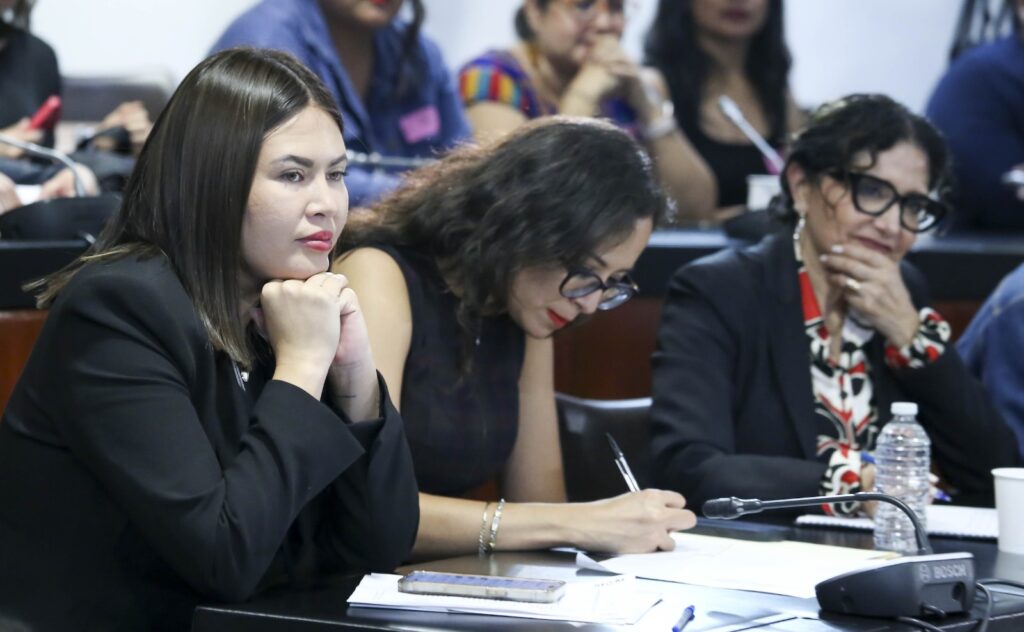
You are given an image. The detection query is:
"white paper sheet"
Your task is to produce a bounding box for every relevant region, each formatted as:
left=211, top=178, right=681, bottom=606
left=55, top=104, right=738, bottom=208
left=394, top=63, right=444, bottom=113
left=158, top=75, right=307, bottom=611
left=576, top=532, right=893, bottom=599
left=795, top=505, right=998, bottom=539
left=347, top=573, right=661, bottom=624
left=15, top=185, right=41, bottom=206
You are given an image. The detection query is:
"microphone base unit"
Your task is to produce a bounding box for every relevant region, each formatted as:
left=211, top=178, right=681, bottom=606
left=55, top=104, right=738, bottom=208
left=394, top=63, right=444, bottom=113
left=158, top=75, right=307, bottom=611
left=816, top=552, right=975, bottom=618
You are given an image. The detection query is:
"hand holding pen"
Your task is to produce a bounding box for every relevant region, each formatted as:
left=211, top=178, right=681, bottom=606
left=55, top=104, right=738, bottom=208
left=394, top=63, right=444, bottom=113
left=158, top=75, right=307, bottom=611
left=607, top=433, right=640, bottom=492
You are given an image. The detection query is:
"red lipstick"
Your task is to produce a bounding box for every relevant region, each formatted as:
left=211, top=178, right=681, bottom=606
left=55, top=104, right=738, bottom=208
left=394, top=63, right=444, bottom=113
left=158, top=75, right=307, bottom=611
left=548, top=309, right=570, bottom=329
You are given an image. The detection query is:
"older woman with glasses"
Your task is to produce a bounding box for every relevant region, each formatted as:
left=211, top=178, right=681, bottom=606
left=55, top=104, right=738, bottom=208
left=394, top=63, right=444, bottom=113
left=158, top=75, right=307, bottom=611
left=334, top=116, right=697, bottom=559
left=457, top=0, right=717, bottom=223
left=650, top=94, right=1021, bottom=518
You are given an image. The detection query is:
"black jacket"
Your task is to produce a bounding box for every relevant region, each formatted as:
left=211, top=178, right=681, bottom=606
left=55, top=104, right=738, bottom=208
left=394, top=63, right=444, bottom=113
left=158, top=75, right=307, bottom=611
left=0, top=254, right=419, bottom=631
left=650, top=233, right=1020, bottom=511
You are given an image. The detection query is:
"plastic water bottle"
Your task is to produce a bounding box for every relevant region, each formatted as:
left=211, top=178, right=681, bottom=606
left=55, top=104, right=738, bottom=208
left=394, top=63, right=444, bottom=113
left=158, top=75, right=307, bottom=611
left=873, top=401, right=931, bottom=553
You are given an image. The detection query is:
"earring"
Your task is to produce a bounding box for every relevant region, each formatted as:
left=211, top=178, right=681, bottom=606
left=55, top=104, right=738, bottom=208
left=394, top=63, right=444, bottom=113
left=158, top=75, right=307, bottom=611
left=792, top=214, right=806, bottom=245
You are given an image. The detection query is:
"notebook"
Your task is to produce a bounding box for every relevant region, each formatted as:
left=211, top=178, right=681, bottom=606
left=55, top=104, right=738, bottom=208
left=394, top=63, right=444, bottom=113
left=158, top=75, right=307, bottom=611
left=795, top=505, right=998, bottom=539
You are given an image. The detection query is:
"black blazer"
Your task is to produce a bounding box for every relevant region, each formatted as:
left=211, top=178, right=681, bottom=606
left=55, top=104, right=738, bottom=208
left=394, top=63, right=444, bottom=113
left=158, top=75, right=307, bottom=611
left=0, top=254, right=419, bottom=631
left=649, top=233, right=1021, bottom=512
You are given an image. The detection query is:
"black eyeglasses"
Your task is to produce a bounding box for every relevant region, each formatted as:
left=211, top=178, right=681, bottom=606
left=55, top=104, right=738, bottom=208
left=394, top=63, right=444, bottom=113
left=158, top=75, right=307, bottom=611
left=559, top=268, right=639, bottom=311
left=832, top=171, right=947, bottom=233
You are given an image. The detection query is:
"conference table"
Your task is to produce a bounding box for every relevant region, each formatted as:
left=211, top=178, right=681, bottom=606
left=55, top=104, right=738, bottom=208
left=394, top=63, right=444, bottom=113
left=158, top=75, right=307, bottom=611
left=192, top=522, right=1024, bottom=631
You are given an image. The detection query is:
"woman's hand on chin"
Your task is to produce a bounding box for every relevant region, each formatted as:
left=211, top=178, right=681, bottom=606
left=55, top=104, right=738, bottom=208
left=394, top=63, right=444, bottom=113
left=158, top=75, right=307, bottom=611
left=820, top=243, right=919, bottom=347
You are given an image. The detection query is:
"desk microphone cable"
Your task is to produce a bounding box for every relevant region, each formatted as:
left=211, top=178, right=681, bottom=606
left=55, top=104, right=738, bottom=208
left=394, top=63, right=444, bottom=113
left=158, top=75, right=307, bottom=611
left=895, top=579, right=1024, bottom=632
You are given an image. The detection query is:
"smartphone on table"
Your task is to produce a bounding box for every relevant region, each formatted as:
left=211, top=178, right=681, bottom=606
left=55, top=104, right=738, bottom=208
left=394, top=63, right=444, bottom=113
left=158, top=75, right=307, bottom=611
left=397, top=571, right=566, bottom=603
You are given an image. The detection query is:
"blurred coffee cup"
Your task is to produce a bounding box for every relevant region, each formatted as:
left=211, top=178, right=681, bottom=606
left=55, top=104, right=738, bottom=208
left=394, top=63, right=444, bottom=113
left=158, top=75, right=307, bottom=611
left=992, top=467, right=1024, bottom=554
left=746, top=174, right=781, bottom=212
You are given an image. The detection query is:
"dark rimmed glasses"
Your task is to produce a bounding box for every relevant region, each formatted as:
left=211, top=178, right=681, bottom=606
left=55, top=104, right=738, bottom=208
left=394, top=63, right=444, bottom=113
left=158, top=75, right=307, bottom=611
left=833, top=171, right=948, bottom=233
left=559, top=268, right=639, bottom=311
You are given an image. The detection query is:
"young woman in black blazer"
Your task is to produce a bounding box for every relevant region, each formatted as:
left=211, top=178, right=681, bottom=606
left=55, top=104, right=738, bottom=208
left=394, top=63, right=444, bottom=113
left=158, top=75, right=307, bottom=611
left=0, top=48, right=418, bottom=631
left=650, top=94, right=1021, bottom=517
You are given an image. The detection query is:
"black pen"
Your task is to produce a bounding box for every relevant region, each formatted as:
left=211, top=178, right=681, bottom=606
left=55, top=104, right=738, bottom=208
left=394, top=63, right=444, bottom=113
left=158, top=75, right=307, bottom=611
left=606, top=433, right=640, bottom=492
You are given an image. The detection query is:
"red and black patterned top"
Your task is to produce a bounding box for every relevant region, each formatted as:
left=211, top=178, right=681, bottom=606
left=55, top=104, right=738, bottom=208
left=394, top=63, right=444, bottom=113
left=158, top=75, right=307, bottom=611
left=794, top=242, right=952, bottom=515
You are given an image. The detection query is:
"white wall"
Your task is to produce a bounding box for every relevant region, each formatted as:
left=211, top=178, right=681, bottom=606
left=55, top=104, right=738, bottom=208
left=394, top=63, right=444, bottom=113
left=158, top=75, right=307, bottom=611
left=32, top=0, right=962, bottom=113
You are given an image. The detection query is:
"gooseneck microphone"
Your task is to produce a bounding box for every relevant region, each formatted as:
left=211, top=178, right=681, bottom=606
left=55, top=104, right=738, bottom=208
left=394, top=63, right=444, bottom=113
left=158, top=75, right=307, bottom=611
left=703, top=493, right=977, bottom=619
left=0, top=133, right=86, bottom=197
left=346, top=149, right=434, bottom=171
left=716, top=95, right=786, bottom=173
left=703, top=492, right=932, bottom=554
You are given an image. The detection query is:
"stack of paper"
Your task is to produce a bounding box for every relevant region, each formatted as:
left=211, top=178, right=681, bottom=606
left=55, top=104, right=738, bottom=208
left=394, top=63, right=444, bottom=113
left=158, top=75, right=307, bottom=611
left=795, top=505, right=998, bottom=539
left=577, top=532, right=892, bottom=599
left=347, top=573, right=662, bottom=625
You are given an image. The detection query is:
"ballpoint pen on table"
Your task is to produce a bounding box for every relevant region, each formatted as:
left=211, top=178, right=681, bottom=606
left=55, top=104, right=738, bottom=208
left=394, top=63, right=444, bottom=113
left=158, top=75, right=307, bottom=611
left=672, top=604, right=695, bottom=632
left=606, top=433, right=640, bottom=492
left=860, top=452, right=952, bottom=502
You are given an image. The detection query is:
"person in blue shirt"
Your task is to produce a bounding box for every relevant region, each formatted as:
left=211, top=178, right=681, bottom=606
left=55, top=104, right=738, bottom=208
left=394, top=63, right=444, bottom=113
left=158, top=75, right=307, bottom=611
left=926, top=0, right=1024, bottom=231
left=958, top=263, right=1024, bottom=459
left=211, top=0, right=470, bottom=206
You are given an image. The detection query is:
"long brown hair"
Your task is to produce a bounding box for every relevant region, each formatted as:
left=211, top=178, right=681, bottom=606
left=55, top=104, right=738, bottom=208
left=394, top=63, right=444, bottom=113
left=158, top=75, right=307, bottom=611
left=30, top=48, right=344, bottom=368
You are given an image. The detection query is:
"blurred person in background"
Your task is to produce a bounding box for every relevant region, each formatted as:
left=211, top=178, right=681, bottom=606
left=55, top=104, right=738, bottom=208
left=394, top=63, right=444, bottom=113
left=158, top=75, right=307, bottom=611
left=927, top=0, right=1024, bottom=231
left=212, top=0, right=470, bottom=207
left=0, top=0, right=150, bottom=214
left=645, top=0, right=803, bottom=219
left=459, top=0, right=717, bottom=224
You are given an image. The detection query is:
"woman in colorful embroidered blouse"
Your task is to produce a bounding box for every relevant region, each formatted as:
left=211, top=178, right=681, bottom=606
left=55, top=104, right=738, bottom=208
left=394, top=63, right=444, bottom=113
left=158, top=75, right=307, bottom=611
left=458, top=0, right=716, bottom=224
left=650, top=94, right=1021, bottom=517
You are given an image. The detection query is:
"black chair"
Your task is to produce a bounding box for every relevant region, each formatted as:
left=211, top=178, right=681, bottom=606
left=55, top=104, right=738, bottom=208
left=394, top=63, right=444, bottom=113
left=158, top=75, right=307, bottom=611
left=0, top=195, right=119, bottom=242
left=62, top=73, right=173, bottom=123
left=555, top=392, right=652, bottom=502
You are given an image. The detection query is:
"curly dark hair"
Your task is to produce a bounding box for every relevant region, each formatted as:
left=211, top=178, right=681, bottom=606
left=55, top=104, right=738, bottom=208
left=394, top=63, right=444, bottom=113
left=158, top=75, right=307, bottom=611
left=340, top=116, right=670, bottom=332
left=644, top=0, right=791, bottom=144
left=774, top=93, right=952, bottom=224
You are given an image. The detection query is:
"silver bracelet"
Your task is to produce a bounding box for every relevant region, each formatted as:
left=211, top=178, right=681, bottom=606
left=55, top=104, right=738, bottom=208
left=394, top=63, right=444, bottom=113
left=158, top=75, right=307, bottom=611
left=484, top=498, right=506, bottom=555
left=477, top=501, right=492, bottom=557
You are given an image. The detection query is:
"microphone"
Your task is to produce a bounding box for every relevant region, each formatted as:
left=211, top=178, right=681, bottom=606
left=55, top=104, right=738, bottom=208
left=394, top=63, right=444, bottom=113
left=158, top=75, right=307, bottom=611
left=0, top=133, right=86, bottom=198
left=346, top=150, right=434, bottom=171
left=703, top=493, right=976, bottom=619
left=716, top=95, right=785, bottom=173
left=703, top=492, right=932, bottom=554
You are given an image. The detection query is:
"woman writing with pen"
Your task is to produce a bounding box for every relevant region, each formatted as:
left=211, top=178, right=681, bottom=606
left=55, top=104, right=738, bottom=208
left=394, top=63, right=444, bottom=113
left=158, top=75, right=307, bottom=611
left=335, top=116, right=697, bottom=559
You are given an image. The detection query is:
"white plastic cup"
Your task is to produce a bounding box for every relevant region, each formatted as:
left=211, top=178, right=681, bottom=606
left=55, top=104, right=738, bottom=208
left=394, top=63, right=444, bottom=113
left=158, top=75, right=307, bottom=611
left=992, top=467, right=1024, bottom=554
left=745, top=174, right=781, bottom=211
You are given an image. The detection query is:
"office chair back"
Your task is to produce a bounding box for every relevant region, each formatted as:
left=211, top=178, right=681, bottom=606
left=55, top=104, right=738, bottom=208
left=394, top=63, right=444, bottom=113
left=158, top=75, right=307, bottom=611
left=555, top=393, right=652, bottom=502
left=62, top=72, right=174, bottom=122
left=0, top=195, right=120, bottom=242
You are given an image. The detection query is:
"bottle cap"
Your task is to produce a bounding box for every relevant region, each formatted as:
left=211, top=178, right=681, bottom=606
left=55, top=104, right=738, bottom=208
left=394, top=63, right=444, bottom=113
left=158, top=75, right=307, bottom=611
left=891, top=401, right=918, bottom=416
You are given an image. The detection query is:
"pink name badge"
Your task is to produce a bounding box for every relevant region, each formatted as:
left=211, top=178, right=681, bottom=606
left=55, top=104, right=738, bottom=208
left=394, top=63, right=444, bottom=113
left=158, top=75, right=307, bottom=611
left=399, top=105, right=441, bottom=144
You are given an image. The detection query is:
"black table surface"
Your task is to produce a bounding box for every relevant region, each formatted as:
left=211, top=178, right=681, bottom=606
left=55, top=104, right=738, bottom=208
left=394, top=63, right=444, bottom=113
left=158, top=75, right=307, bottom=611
left=192, top=523, right=1024, bottom=632
left=636, top=226, right=1024, bottom=301
left=5, top=227, right=1024, bottom=309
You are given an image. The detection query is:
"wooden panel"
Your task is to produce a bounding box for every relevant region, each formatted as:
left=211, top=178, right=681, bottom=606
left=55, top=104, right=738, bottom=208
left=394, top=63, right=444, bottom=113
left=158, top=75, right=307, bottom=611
left=553, top=298, right=662, bottom=399
left=554, top=298, right=982, bottom=401
left=0, top=310, right=47, bottom=414
left=0, top=300, right=986, bottom=416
